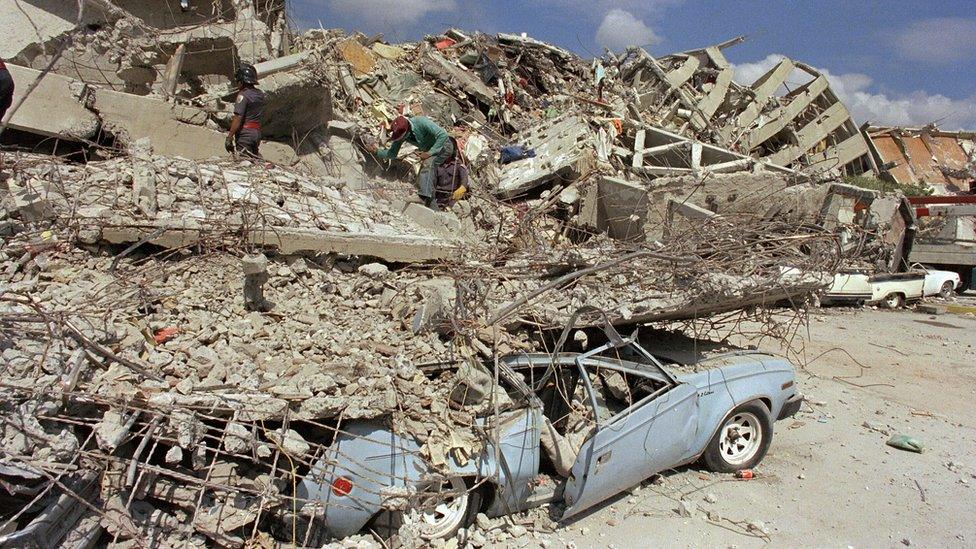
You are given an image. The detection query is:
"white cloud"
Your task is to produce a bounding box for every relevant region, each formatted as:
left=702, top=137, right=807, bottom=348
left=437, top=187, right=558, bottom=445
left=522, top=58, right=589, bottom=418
left=329, top=0, right=456, bottom=26
left=731, top=54, right=976, bottom=130
left=895, top=17, right=976, bottom=64
left=595, top=9, right=663, bottom=51
left=545, top=0, right=681, bottom=15
left=731, top=54, right=786, bottom=88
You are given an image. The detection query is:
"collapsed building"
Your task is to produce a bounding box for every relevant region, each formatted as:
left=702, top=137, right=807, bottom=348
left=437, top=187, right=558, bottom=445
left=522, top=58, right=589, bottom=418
left=856, top=125, right=976, bottom=285
left=0, top=2, right=914, bottom=547
left=863, top=125, right=976, bottom=194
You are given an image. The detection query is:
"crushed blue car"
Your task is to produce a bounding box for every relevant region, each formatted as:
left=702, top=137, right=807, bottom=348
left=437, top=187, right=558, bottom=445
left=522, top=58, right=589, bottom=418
left=297, top=314, right=803, bottom=541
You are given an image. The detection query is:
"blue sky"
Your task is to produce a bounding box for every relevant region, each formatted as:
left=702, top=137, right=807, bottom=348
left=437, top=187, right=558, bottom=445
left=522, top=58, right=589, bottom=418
left=288, top=0, right=976, bottom=129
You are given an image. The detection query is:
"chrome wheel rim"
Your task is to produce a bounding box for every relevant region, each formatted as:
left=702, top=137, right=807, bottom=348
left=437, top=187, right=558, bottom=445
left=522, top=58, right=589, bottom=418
left=719, top=412, right=762, bottom=466
left=402, top=476, right=468, bottom=540
left=940, top=282, right=952, bottom=298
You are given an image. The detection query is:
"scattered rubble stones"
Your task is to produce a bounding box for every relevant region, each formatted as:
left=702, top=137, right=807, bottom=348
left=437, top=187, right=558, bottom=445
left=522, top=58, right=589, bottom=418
left=0, top=2, right=921, bottom=546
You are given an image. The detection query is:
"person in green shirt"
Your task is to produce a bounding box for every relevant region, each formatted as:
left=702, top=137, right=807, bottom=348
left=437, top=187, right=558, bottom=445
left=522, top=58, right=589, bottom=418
left=368, top=115, right=455, bottom=210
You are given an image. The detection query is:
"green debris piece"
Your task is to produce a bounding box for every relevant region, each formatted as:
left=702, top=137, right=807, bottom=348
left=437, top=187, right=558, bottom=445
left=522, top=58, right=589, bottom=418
left=459, top=51, right=480, bottom=67
left=886, top=434, right=924, bottom=453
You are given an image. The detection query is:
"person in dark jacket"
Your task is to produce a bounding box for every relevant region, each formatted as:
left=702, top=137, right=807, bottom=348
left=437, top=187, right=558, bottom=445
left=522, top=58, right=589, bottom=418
left=367, top=115, right=454, bottom=210
left=0, top=57, right=15, bottom=124
left=226, top=63, right=266, bottom=158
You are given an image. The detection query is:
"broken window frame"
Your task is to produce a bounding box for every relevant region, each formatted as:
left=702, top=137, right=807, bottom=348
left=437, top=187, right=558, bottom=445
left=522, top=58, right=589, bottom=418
left=529, top=307, right=684, bottom=433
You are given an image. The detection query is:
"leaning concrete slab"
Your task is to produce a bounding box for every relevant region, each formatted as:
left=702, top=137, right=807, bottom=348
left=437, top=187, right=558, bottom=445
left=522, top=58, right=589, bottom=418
left=496, top=115, right=594, bottom=198
left=255, top=51, right=311, bottom=79
left=744, top=75, right=829, bottom=150
left=766, top=101, right=852, bottom=166
left=91, top=87, right=298, bottom=165
left=4, top=64, right=99, bottom=140
left=0, top=0, right=76, bottom=59
left=93, top=87, right=221, bottom=155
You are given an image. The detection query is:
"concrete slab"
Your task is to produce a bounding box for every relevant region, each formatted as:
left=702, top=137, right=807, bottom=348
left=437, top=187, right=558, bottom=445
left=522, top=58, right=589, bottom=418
left=582, top=177, right=650, bottom=241
left=403, top=203, right=462, bottom=238
left=0, top=0, right=76, bottom=59
left=496, top=115, right=594, bottom=198
left=258, top=69, right=331, bottom=138
left=254, top=51, right=310, bottom=78
left=4, top=64, right=99, bottom=139
left=93, top=87, right=222, bottom=156
left=91, top=87, right=297, bottom=166
left=421, top=51, right=494, bottom=105
left=100, top=224, right=456, bottom=263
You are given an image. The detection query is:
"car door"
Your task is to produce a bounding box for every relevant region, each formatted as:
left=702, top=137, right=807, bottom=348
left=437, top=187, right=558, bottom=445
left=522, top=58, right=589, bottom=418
left=922, top=271, right=943, bottom=296
left=561, top=380, right=699, bottom=519
left=911, top=264, right=938, bottom=296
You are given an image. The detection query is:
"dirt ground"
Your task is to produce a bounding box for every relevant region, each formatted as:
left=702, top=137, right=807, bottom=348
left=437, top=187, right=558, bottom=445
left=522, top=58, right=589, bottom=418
left=525, top=293, right=976, bottom=548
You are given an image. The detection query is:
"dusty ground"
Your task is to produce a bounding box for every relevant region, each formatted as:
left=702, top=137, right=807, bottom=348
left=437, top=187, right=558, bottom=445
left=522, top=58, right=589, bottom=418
left=519, top=293, right=976, bottom=548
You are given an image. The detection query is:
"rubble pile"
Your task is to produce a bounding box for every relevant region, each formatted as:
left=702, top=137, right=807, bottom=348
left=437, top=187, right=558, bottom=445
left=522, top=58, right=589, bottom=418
left=0, top=1, right=914, bottom=546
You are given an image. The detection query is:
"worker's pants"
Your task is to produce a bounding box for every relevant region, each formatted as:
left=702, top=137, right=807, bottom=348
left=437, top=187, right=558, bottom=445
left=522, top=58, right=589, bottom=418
left=0, top=68, right=14, bottom=122
left=235, top=128, right=262, bottom=158
left=418, top=139, right=454, bottom=200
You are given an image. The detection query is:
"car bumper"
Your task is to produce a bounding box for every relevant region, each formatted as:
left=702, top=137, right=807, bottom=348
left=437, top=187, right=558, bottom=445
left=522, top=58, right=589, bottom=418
left=777, top=392, right=803, bottom=420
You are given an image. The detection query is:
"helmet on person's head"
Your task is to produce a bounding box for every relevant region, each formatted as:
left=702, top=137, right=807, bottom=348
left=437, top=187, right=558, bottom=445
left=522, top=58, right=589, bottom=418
left=390, top=115, right=410, bottom=141
left=235, top=64, right=258, bottom=85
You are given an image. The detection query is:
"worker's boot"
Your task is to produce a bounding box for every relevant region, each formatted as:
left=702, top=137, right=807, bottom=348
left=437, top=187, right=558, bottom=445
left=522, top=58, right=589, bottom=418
left=424, top=197, right=441, bottom=211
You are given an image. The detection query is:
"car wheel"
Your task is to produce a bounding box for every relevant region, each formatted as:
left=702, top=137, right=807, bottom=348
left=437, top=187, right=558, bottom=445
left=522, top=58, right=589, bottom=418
left=702, top=401, right=773, bottom=473
left=881, top=293, right=904, bottom=309
left=939, top=281, right=954, bottom=299
left=401, top=476, right=482, bottom=541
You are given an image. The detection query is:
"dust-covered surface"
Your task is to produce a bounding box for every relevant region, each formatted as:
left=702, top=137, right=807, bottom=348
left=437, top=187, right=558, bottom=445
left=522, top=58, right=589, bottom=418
left=549, top=303, right=976, bottom=548
left=1, top=1, right=969, bottom=547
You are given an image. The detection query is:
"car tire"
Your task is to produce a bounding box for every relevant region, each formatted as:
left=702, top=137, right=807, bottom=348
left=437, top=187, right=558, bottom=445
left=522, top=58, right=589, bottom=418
left=881, top=293, right=904, bottom=309
left=400, top=476, right=483, bottom=541
left=702, top=401, right=774, bottom=473
left=939, top=281, right=954, bottom=299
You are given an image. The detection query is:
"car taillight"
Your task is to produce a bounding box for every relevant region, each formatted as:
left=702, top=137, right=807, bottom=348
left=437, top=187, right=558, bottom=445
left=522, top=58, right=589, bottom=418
left=332, top=477, right=353, bottom=497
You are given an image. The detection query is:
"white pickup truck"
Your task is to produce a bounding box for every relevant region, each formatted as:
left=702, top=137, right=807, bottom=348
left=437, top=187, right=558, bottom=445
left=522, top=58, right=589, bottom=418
left=823, top=267, right=961, bottom=308
left=823, top=272, right=921, bottom=308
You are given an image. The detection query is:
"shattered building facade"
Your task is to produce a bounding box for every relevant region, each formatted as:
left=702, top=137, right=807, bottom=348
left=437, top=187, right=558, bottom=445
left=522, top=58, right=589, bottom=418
left=0, top=1, right=917, bottom=547
left=863, top=125, right=976, bottom=194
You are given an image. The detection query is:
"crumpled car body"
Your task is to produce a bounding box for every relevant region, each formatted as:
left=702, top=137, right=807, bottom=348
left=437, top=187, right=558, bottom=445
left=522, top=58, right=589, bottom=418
left=298, top=323, right=802, bottom=538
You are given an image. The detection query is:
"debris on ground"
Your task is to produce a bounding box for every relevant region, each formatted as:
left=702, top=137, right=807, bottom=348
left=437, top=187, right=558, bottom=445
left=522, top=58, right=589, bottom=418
left=886, top=434, right=925, bottom=453
left=0, top=0, right=960, bottom=546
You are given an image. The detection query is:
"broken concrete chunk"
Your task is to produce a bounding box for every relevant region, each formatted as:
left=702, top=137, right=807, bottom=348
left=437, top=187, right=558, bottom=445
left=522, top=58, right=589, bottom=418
left=170, top=410, right=204, bottom=448
left=130, top=138, right=158, bottom=216
left=94, top=410, right=131, bottom=452
left=193, top=500, right=257, bottom=544
left=266, top=428, right=310, bottom=458
left=7, top=182, right=55, bottom=223
left=327, top=119, right=359, bottom=139
left=450, top=358, right=493, bottom=406
left=358, top=262, right=390, bottom=279
left=164, top=445, right=183, bottom=464
left=224, top=422, right=252, bottom=454
left=242, top=253, right=273, bottom=312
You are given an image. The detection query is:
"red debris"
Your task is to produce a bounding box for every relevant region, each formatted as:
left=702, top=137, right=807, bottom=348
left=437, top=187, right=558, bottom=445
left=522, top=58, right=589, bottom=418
left=434, top=38, right=456, bottom=50
left=153, top=327, right=179, bottom=344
